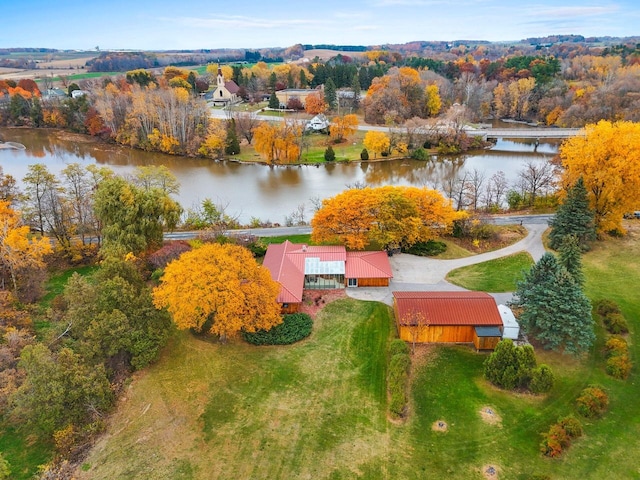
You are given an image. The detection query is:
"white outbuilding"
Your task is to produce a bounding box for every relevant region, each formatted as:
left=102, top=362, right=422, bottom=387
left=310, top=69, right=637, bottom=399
left=498, top=304, right=520, bottom=340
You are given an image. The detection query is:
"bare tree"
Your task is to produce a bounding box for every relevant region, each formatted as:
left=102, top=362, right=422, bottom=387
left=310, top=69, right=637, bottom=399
left=442, top=171, right=471, bottom=211
left=464, top=168, right=485, bottom=211
left=483, top=170, right=508, bottom=210
left=405, top=309, right=429, bottom=354
left=517, top=160, right=555, bottom=206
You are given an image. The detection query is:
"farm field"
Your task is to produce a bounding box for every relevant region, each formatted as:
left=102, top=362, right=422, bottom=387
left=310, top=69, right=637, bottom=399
left=76, top=222, right=640, bottom=479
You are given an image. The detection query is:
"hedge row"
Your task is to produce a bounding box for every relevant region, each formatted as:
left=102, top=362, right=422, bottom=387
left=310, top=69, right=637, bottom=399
left=242, top=313, right=313, bottom=345
left=604, top=336, right=632, bottom=379
left=387, top=339, right=410, bottom=418
left=403, top=240, right=447, bottom=257
left=540, top=416, right=584, bottom=458
left=594, top=298, right=629, bottom=334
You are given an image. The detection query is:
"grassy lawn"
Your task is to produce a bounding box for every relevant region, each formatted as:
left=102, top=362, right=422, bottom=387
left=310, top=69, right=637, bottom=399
left=0, top=424, right=52, bottom=480
left=259, top=233, right=313, bottom=245
left=445, top=251, right=534, bottom=292
left=73, top=224, right=640, bottom=479
left=39, top=265, right=98, bottom=309
left=78, top=299, right=394, bottom=479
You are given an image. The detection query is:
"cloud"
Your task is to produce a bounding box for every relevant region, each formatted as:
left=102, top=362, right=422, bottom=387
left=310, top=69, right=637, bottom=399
left=528, top=5, right=619, bottom=18
left=160, top=15, right=323, bottom=30
left=353, top=25, right=380, bottom=31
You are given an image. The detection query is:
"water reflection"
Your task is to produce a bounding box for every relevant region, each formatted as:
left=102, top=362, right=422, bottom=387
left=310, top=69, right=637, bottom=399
left=0, top=127, right=560, bottom=224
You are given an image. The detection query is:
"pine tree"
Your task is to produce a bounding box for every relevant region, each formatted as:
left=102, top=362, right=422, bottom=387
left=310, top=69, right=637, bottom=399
left=225, top=119, right=241, bottom=155
left=299, top=69, right=308, bottom=88
left=558, top=235, right=584, bottom=286
left=324, top=146, right=335, bottom=161
left=268, top=92, right=280, bottom=109
left=548, top=177, right=596, bottom=250
left=351, top=74, right=361, bottom=109
left=324, top=77, right=337, bottom=111
left=513, top=252, right=594, bottom=354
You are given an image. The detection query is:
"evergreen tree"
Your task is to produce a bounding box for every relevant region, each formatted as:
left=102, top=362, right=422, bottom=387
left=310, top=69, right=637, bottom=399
left=287, top=71, right=295, bottom=89
left=324, top=77, right=337, bottom=111
left=268, top=92, right=280, bottom=109
left=513, top=252, right=594, bottom=354
left=30, top=97, right=43, bottom=127
left=351, top=74, right=361, bottom=109
left=548, top=177, right=596, bottom=250
left=268, top=72, right=277, bottom=91
left=324, top=146, right=335, bottom=161
left=299, top=69, right=308, bottom=88
left=225, top=119, right=241, bottom=155
left=558, top=235, right=584, bottom=286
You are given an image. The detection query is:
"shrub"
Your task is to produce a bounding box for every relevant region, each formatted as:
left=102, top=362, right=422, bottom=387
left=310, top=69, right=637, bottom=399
left=324, top=146, right=336, bottom=161
left=604, top=336, right=628, bottom=358
left=242, top=313, right=313, bottom=345
left=529, top=364, right=555, bottom=393
left=410, top=147, right=428, bottom=160
left=606, top=354, right=632, bottom=379
left=387, top=348, right=411, bottom=417
left=388, top=339, right=409, bottom=357
left=558, top=416, right=583, bottom=438
left=603, top=312, right=629, bottom=334
left=246, top=241, right=267, bottom=258
left=540, top=423, right=570, bottom=457
left=404, top=240, right=447, bottom=256
left=148, top=241, right=191, bottom=269
left=360, top=148, right=369, bottom=160
left=576, top=385, right=609, bottom=418
left=471, top=222, right=498, bottom=241
left=594, top=298, right=621, bottom=317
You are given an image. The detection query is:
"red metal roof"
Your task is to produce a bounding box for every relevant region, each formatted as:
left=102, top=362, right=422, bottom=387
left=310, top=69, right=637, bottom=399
left=345, top=251, right=393, bottom=278
left=393, top=291, right=502, bottom=327
left=225, top=80, right=240, bottom=94
left=263, top=242, right=392, bottom=304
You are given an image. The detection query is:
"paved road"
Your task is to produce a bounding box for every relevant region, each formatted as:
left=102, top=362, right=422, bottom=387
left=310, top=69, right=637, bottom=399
left=164, top=214, right=551, bottom=241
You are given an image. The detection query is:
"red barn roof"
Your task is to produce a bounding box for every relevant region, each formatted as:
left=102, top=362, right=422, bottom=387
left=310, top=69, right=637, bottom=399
left=263, top=241, right=392, bottom=304
left=393, top=291, right=502, bottom=326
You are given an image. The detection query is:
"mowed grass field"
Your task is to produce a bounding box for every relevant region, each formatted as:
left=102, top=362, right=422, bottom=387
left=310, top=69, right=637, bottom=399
left=77, top=224, right=640, bottom=479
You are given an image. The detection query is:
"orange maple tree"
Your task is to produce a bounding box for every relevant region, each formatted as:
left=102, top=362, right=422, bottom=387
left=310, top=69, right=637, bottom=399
left=311, top=186, right=463, bottom=250
left=253, top=121, right=302, bottom=164
left=304, top=92, right=327, bottom=115
left=152, top=243, right=282, bottom=339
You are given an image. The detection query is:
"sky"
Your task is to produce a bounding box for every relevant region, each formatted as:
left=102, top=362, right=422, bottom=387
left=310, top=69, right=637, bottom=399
left=2, top=0, right=638, bottom=50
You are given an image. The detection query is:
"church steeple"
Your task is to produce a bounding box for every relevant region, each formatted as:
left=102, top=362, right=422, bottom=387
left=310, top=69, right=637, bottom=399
left=217, top=66, right=224, bottom=88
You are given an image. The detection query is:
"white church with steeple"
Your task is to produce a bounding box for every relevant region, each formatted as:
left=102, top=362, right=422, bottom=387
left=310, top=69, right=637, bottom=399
left=210, top=66, right=240, bottom=106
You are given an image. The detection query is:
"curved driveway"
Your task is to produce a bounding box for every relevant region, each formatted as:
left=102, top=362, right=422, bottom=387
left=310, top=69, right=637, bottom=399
left=346, top=222, right=546, bottom=306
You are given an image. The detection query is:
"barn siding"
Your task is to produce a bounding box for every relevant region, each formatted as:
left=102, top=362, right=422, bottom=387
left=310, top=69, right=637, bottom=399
left=356, top=277, right=389, bottom=287
left=398, top=325, right=475, bottom=343
left=473, top=334, right=501, bottom=350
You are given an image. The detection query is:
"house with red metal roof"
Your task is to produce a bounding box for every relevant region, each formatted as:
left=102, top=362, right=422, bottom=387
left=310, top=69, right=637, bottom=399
left=393, top=291, right=504, bottom=349
left=263, top=241, right=393, bottom=313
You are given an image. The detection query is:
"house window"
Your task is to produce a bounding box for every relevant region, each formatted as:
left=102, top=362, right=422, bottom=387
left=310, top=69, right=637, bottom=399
left=347, top=278, right=358, bottom=287
left=220, top=90, right=223, bottom=97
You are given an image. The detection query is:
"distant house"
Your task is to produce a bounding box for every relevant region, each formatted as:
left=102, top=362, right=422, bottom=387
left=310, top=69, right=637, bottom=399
left=209, top=67, right=240, bottom=106
left=393, top=291, right=504, bottom=349
left=305, top=114, right=330, bottom=132
left=263, top=241, right=393, bottom=313
left=71, top=89, right=88, bottom=98
left=42, top=88, right=67, bottom=101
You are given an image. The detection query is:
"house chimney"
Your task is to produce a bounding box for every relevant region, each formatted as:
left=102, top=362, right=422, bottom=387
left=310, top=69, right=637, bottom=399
left=302, top=245, right=307, bottom=252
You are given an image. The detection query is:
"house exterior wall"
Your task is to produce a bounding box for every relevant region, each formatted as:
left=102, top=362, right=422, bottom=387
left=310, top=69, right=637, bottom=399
left=276, top=89, right=315, bottom=107
left=280, top=303, right=300, bottom=314
left=355, top=277, right=390, bottom=287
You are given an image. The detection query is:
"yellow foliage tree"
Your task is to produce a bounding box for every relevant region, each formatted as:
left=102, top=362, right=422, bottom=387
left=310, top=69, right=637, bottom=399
left=311, top=186, right=462, bottom=250
left=329, top=114, right=358, bottom=143
left=363, top=130, right=390, bottom=158
left=152, top=243, right=282, bottom=339
left=0, top=201, right=52, bottom=294
left=253, top=121, right=301, bottom=164
left=206, top=64, right=234, bottom=81
left=424, top=84, right=442, bottom=116
left=559, top=120, right=640, bottom=233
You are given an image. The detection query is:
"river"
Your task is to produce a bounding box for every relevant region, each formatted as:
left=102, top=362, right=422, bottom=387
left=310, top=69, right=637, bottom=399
left=0, top=127, right=560, bottom=224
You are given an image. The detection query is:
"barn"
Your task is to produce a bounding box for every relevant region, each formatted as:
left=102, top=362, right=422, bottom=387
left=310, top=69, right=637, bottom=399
left=393, top=291, right=504, bottom=348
